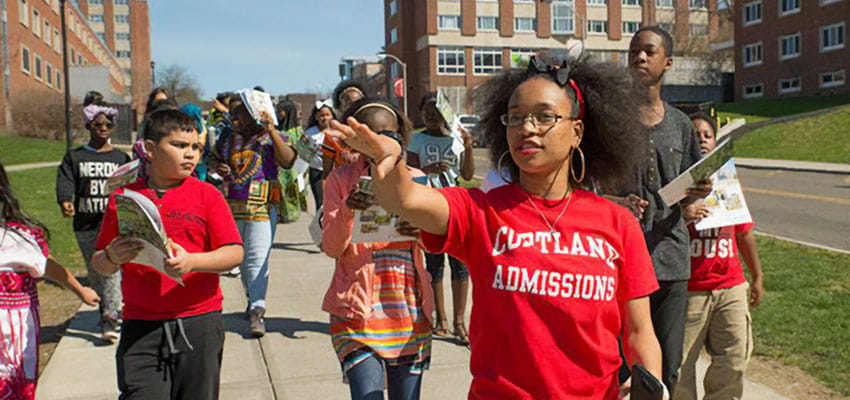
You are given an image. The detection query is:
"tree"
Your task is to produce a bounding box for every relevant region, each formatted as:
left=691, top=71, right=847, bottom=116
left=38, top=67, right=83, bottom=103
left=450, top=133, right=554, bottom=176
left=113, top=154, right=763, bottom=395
left=155, top=64, right=202, bottom=105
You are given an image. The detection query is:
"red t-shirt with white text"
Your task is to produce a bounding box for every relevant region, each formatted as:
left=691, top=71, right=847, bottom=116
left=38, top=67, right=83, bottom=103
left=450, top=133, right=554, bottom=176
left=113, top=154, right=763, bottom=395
left=687, top=222, right=754, bottom=291
left=420, top=184, right=659, bottom=400
left=96, top=177, right=242, bottom=320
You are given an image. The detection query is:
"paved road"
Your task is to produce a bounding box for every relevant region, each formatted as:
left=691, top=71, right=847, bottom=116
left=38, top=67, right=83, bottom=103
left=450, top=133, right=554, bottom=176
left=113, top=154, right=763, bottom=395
left=471, top=149, right=850, bottom=252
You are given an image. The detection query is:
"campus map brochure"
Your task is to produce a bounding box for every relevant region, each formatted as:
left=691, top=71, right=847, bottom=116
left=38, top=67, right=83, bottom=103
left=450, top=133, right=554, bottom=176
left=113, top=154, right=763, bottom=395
left=694, top=158, right=753, bottom=230
left=658, top=137, right=734, bottom=207
left=106, top=159, right=140, bottom=194
left=115, top=189, right=182, bottom=285
left=352, top=206, right=406, bottom=243
left=237, top=88, right=279, bottom=127
left=0, top=227, right=47, bottom=276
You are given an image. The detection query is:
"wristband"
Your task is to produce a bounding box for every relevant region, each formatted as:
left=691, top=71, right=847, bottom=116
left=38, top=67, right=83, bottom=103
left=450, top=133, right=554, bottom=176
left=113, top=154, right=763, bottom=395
left=105, top=247, right=121, bottom=265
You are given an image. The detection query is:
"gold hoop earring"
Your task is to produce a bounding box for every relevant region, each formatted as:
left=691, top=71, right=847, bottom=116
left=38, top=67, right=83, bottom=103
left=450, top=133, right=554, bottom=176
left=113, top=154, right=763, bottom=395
left=496, top=150, right=514, bottom=184
left=570, top=146, right=586, bottom=184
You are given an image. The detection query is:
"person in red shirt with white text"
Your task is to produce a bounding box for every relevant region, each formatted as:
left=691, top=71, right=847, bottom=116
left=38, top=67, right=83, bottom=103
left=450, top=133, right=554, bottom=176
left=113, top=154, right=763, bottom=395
left=91, top=110, right=244, bottom=400
left=674, top=113, right=765, bottom=400
left=326, top=57, right=664, bottom=399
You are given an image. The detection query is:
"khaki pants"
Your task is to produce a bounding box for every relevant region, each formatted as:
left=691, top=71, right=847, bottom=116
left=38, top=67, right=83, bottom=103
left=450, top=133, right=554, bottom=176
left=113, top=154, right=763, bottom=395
left=674, top=282, right=753, bottom=400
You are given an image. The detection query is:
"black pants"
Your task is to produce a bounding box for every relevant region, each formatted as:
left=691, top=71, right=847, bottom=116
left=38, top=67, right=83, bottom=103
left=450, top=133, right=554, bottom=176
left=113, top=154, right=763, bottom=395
left=424, top=252, right=468, bottom=281
left=117, top=311, right=224, bottom=400
left=649, top=280, right=688, bottom=396
left=309, top=167, right=324, bottom=211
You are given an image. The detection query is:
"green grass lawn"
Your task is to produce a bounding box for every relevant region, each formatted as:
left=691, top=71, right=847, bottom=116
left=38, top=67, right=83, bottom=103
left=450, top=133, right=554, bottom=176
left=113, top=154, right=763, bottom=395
left=751, top=236, right=850, bottom=396
left=718, top=93, right=850, bottom=124
left=7, top=167, right=85, bottom=272
left=732, top=106, right=850, bottom=164
left=0, top=136, right=69, bottom=166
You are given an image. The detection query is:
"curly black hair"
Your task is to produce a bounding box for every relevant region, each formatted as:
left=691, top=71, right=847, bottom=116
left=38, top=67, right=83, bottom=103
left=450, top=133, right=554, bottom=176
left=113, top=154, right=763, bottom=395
left=332, top=80, right=367, bottom=110
left=474, top=56, right=650, bottom=193
left=342, top=97, right=413, bottom=147
left=689, top=112, right=717, bottom=135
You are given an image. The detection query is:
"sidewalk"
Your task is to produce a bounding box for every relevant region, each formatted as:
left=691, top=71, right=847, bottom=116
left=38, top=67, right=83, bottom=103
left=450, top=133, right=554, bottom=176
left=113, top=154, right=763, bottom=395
left=36, top=213, right=789, bottom=399
left=736, top=157, right=850, bottom=174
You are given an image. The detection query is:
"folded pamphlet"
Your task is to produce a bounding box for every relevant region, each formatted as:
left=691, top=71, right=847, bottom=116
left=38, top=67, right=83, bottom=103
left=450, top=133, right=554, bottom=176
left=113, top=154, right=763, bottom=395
left=694, top=159, right=753, bottom=230
left=115, top=189, right=182, bottom=285
left=658, top=137, right=734, bottom=207
left=236, top=89, right=279, bottom=127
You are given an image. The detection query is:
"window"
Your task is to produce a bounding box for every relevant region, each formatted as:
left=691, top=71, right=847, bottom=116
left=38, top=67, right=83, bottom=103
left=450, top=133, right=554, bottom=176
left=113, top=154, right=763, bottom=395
left=779, top=0, right=800, bottom=15
left=477, top=16, right=498, bottom=31
left=821, top=23, right=845, bottom=52
left=116, top=32, right=131, bottom=41
left=19, top=0, right=29, bottom=26
left=114, top=0, right=129, bottom=4
left=779, top=33, right=800, bottom=59
left=587, top=0, right=606, bottom=5
left=656, top=0, right=673, bottom=7
left=389, top=28, right=398, bottom=44
left=743, top=83, right=763, bottom=98
left=44, top=21, right=52, bottom=45
left=89, top=0, right=102, bottom=4
left=588, top=20, right=607, bottom=34
left=56, top=70, right=62, bottom=90
left=54, top=29, right=61, bottom=52
left=34, top=53, right=42, bottom=81
left=623, top=0, right=640, bottom=6
left=623, top=21, right=641, bottom=34
left=820, top=70, right=846, bottom=88
left=46, top=63, right=53, bottom=87
left=32, top=9, right=40, bottom=37
left=551, top=1, right=575, bottom=34
left=117, top=50, right=131, bottom=58
left=778, top=77, right=801, bottom=93
left=438, top=15, right=461, bottom=30
left=90, top=14, right=104, bottom=23
left=52, top=0, right=59, bottom=13
left=514, top=17, right=536, bottom=32
left=473, top=48, right=502, bottom=75
left=690, top=23, right=709, bottom=36
left=115, top=14, right=129, bottom=23
left=689, top=0, right=706, bottom=9
left=743, top=1, right=762, bottom=26
left=388, top=0, right=397, bottom=17
left=437, top=47, right=465, bottom=75
left=511, top=48, right=536, bottom=67
left=743, top=42, right=763, bottom=66
left=21, top=45, right=31, bottom=74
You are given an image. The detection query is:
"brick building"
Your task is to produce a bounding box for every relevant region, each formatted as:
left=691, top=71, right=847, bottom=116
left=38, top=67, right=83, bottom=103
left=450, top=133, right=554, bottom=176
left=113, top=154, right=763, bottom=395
left=734, top=0, right=847, bottom=100
left=0, top=0, right=150, bottom=127
left=384, top=0, right=720, bottom=122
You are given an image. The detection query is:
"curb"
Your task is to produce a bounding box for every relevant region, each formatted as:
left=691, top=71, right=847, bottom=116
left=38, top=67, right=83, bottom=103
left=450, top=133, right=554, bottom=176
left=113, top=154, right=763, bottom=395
left=6, top=161, right=61, bottom=172
left=735, top=158, right=850, bottom=175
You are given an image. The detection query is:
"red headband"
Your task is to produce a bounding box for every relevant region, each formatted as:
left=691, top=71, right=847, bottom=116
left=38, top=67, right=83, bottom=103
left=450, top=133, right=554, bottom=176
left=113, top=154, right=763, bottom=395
left=568, top=79, right=586, bottom=121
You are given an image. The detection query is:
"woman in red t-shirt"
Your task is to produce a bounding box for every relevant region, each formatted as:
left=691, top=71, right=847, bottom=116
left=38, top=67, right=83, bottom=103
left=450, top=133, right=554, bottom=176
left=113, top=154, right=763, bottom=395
left=326, top=57, right=664, bottom=399
left=676, top=113, right=765, bottom=400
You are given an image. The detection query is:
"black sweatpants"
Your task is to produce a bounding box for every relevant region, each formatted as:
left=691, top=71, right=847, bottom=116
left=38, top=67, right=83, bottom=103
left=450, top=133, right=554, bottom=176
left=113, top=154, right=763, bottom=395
left=649, top=280, right=688, bottom=396
left=117, top=311, right=224, bottom=400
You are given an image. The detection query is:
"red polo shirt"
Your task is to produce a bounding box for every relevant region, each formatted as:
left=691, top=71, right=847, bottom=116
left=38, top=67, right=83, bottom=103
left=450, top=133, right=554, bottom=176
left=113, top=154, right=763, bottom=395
left=96, top=177, right=242, bottom=320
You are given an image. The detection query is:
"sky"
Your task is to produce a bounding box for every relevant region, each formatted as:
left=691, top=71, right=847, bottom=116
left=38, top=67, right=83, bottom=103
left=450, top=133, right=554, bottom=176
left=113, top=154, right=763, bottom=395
left=148, top=1, right=384, bottom=98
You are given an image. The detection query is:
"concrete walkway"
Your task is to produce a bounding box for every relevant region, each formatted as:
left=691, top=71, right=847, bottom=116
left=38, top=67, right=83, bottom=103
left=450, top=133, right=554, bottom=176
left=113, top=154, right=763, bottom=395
left=736, top=157, right=850, bottom=174
left=36, top=214, right=790, bottom=399
left=6, top=161, right=61, bottom=172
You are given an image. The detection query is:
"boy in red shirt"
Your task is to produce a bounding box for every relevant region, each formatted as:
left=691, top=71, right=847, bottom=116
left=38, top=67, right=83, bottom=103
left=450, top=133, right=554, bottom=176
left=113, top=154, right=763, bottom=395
left=91, top=109, right=244, bottom=400
left=675, top=113, right=765, bottom=400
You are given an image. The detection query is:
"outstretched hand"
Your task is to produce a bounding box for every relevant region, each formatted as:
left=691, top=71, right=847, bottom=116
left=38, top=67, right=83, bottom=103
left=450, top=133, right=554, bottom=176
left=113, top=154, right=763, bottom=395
left=327, top=118, right=402, bottom=179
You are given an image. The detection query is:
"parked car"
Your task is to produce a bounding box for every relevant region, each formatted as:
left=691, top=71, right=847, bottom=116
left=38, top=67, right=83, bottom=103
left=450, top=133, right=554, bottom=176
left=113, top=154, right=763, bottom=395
left=457, top=114, right=483, bottom=147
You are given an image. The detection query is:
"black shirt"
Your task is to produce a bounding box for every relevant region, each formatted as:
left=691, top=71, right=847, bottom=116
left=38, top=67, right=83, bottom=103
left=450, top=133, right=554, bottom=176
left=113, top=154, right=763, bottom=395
left=636, top=103, right=702, bottom=281
left=56, top=146, right=130, bottom=231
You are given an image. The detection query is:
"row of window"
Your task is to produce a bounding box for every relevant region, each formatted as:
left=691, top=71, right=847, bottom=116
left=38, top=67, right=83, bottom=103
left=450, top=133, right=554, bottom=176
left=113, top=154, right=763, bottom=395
left=20, top=44, right=63, bottom=90
left=437, top=14, right=646, bottom=35
left=433, top=0, right=701, bottom=7
left=19, top=1, right=64, bottom=55
left=88, top=0, right=129, bottom=5
left=436, top=47, right=549, bottom=75
left=742, top=23, right=846, bottom=67
left=744, top=0, right=844, bottom=26
left=743, top=70, right=846, bottom=98
left=90, top=14, right=130, bottom=24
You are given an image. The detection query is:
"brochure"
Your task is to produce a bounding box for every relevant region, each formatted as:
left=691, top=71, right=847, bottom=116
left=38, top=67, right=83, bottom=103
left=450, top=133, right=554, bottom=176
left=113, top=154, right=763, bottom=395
left=436, top=89, right=466, bottom=157
left=694, top=159, right=753, bottom=230
left=658, top=137, right=734, bottom=207
left=237, top=89, right=279, bottom=127
left=106, top=159, right=140, bottom=194
left=115, top=189, right=182, bottom=285
left=351, top=206, right=406, bottom=243
left=0, top=227, right=47, bottom=277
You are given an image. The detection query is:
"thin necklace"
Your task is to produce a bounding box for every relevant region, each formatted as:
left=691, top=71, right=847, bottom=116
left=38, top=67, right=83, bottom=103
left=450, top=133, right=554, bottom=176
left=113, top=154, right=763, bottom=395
left=524, top=189, right=574, bottom=234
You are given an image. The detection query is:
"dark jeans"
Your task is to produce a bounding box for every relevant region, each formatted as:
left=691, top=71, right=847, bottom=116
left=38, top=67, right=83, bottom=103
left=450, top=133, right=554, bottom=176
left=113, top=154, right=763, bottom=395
left=424, top=252, right=468, bottom=281
left=309, top=167, right=324, bottom=211
left=649, top=280, right=688, bottom=396
left=346, top=354, right=423, bottom=400
left=117, top=311, right=224, bottom=400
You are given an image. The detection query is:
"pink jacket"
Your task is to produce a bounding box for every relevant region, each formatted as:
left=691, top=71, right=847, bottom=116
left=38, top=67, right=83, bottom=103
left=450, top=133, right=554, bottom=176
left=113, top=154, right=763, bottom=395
left=321, top=160, right=434, bottom=323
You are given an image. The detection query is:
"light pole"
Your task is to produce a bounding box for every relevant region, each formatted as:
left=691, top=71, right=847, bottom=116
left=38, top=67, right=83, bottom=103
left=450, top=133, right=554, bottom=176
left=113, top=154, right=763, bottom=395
left=377, top=52, right=407, bottom=116
left=60, top=0, right=72, bottom=149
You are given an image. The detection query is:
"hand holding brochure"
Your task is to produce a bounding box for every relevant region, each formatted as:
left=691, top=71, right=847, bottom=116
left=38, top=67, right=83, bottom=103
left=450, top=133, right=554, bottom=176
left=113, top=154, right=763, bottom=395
left=115, top=189, right=183, bottom=285
left=236, top=89, right=278, bottom=127
left=658, top=138, right=733, bottom=207
left=694, top=159, right=753, bottom=230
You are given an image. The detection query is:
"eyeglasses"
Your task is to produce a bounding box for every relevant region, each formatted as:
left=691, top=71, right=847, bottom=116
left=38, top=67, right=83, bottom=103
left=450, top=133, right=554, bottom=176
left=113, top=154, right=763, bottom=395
left=500, top=112, right=563, bottom=127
